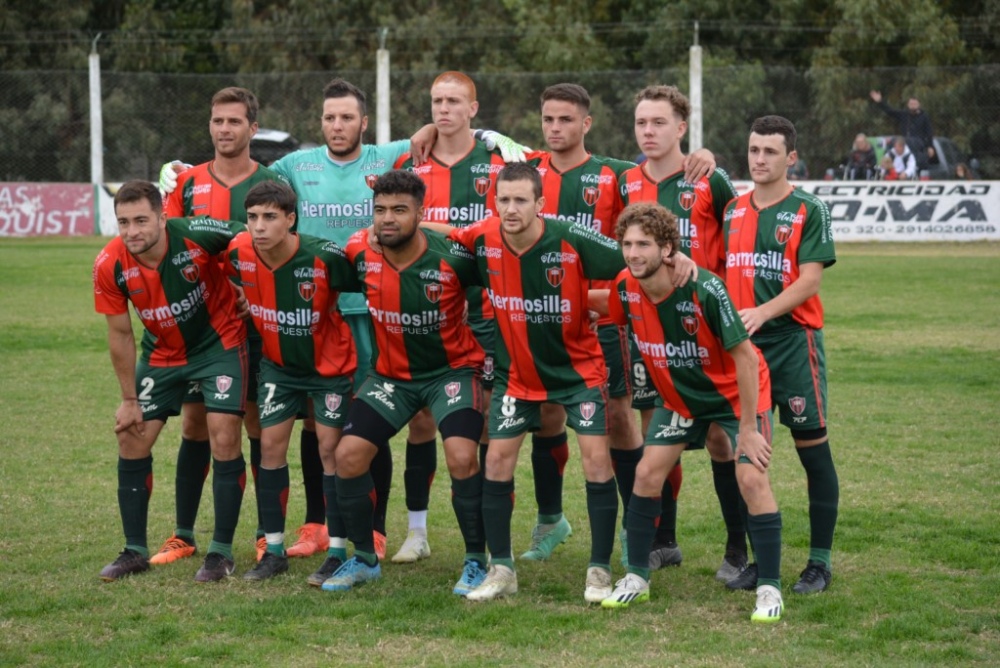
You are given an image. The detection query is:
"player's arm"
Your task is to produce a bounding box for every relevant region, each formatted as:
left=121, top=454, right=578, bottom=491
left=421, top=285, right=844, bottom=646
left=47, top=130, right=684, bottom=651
left=738, top=262, right=823, bottom=336
left=665, top=252, right=698, bottom=287
left=730, top=339, right=771, bottom=472
left=409, top=123, right=438, bottom=165
left=682, top=148, right=717, bottom=183
left=106, top=312, right=145, bottom=437
left=158, top=160, right=193, bottom=196
left=587, top=289, right=611, bottom=316
left=472, top=129, right=532, bottom=162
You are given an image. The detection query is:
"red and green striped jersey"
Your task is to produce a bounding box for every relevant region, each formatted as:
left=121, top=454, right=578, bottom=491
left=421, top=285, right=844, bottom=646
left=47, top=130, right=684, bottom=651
left=526, top=151, right=627, bottom=238
left=450, top=217, right=626, bottom=401
left=608, top=267, right=772, bottom=421
left=343, top=228, right=484, bottom=382
left=723, top=188, right=836, bottom=334
left=620, top=165, right=737, bottom=275
left=164, top=162, right=287, bottom=221
left=226, top=233, right=358, bottom=377
left=93, top=217, right=246, bottom=366
left=395, top=140, right=504, bottom=323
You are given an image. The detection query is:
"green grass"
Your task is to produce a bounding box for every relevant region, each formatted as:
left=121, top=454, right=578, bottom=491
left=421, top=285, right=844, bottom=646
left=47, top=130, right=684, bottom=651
left=1, top=238, right=998, bottom=667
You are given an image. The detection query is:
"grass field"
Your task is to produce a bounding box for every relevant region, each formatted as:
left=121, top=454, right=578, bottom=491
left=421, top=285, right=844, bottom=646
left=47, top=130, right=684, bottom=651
left=1, top=237, right=998, bottom=667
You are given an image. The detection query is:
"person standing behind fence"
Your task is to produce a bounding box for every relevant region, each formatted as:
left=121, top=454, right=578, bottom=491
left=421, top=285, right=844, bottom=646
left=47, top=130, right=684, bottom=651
left=869, top=91, right=934, bottom=169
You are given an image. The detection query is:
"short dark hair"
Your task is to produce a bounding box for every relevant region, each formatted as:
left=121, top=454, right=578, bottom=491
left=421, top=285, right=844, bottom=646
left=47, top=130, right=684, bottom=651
left=614, top=202, right=679, bottom=258
left=372, top=169, right=427, bottom=203
left=540, top=83, right=591, bottom=112
left=750, top=115, right=797, bottom=152
left=634, top=85, right=690, bottom=122
left=211, top=87, right=259, bottom=124
left=244, top=181, right=297, bottom=215
left=323, top=78, right=367, bottom=116
left=497, top=162, right=543, bottom=199
left=114, top=180, right=162, bottom=213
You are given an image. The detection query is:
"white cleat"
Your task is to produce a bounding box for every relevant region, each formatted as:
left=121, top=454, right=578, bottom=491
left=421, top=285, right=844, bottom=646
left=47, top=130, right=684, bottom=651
left=465, top=564, right=518, bottom=601
left=391, top=529, right=431, bottom=564
left=584, top=566, right=613, bottom=604
left=601, top=572, right=651, bottom=609
left=751, top=584, right=784, bottom=623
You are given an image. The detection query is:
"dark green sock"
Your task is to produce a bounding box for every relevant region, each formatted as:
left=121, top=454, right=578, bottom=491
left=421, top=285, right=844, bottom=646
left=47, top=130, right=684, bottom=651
left=585, top=478, right=618, bottom=568
left=711, top=459, right=747, bottom=552
left=119, top=455, right=153, bottom=556
left=625, top=493, right=660, bottom=579
left=797, top=441, right=839, bottom=569
left=655, top=461, right=682, bottom=545
left=336, top=472, right=376, bottom=558
left=322, top=473, right=348, bottom=560
left=748, top=511, right=782, bottom=589
left=249, top=436, right=263, bottom=538
left=482, top=478, right=515, bottom=566
left=299, top=429, right=325, bottom=525
left=531, top=432, right=568, bottom=517
left=175, top=438, right=210, bottom=537
left=404, top=439, right=437, bottom=512
left=610, top=446, right=643, bottom=528
left=369, top=441, right=392, bottom=535
left=210, top=456, right=245, bottom=554
left=258, top=465, right=289, bottom=536
left=451, top=473, right=486, bottom=555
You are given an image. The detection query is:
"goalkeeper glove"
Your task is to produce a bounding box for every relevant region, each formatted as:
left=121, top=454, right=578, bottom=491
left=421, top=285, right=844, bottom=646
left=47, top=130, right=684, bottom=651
left=158, top=160, right=192, bottom=196
left=475, top=130, right=531, bottom=163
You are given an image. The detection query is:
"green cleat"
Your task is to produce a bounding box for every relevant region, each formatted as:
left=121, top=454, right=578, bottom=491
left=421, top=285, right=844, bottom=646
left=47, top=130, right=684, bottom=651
left=520, top=517, right=572, bottom=561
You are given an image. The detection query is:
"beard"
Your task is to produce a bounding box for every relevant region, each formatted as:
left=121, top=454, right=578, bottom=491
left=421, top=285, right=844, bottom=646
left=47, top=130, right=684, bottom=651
left=328, top=131, right=363, bottom=158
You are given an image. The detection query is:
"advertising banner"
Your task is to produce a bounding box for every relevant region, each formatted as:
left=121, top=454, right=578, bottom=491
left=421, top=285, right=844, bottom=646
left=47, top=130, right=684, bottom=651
left=0, top=183, right=95, bottom=237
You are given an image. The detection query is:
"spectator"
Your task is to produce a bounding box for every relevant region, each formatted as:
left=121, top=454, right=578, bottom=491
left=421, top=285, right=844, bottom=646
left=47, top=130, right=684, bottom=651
left=787, top=156, right=809, bottom=180
left=869, top=90, right=935, bottom=168
left=885, top=137, right=917, bottom=180
left=878, top=155, right=899, bottom=181
left=954, top=163, right=973, bottom=180
left=844, top=133, right=877, bottom=180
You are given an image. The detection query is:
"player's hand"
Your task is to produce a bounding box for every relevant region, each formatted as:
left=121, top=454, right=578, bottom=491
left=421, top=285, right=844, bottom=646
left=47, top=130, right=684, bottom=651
left=367, top=225, right=382, bottom=254
left=233, top=285, right=251, bottom=321
left=738, top=307, right=768, bottom=336
left=158, top=160, right=192, bottom=195
left=735, top=428, right=772, bottom=473
left=664, top=252, right=698, bottom=287
left=869, top=90, right=882, bottom=103
left=588, top=310, right=600, bottom=332
left=410, top=124, right=437, bottom=166
left=115, top=399, right=145, bottom=437
left=683, top=148, right=716, bottom=183
left=479, top=130, right=531, bottom=163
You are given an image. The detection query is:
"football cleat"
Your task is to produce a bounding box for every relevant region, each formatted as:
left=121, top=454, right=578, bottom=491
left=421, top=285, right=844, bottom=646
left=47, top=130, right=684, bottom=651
left=601, top=573, right=651, bottom=609
left=149, top=535, right=196, bottom=566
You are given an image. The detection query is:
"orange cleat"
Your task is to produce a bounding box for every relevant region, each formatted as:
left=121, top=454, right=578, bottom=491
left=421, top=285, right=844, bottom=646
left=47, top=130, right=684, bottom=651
left=374, top=530, right=387, bottom=561
left=286, top=523, right=329, bottom=558
left=149, top=535, right=196, bottom=566
left=255, top=536, right=267, bottom=562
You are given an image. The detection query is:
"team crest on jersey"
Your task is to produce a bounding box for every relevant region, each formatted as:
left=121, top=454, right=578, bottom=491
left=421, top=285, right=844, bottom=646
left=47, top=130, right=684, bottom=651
left=789, top=396, right=806, bottom=415
left=365, top=173, right=379, bottom=189
left=216, top=375, right=233, bottom=394
left=582, top=186, right=600, bottom=207
left=682, top=315, right=699, bottom=336
left=679, top=191, right=696, bottom=211
left=298, top=281, right=317, bottom=301
left=445, top=382, right=461, bottom=398
left=580, top=401, right=596, bottom=420
left=775, top=224, right=793, bottom=245
left=325, top=393, right=342, bottom=412
left=474, top=176, right=491, bottom=197
left=424, top=282, right=443, bottom=303
left=181, top=264, right=200, bottom=283
left=545, top=266, right=565, bottom=288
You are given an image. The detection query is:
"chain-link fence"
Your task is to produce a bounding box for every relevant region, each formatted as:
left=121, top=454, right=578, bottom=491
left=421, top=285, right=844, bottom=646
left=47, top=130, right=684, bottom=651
left=1, top=65, right=997, bottom=183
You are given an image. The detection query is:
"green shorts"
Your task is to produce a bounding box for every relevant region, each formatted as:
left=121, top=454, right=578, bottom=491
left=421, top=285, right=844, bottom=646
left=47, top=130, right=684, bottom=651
left=644, top=406, right=773, bottom=463
left=754, top=327, right=828, bottom=430
left=356, top=369, right=484, bottom=433
left=488, top=380, right=608, bottom=439
left=345, top=313, right=373, bottom=395
left=597, top=323, right=629, bottom=399
left=183, top=330, right=262, bottom=403
left=257, top=358, right=353, bottom=429
left=470, top=315, right=495, bottom=390
left=136, top=343, right=248, bottom=422
left=627, top=334, right=660, bottom=410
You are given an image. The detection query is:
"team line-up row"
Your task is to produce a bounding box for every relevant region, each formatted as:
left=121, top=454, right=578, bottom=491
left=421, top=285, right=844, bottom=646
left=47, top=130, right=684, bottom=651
left=94, top=74, right=840, bottom=624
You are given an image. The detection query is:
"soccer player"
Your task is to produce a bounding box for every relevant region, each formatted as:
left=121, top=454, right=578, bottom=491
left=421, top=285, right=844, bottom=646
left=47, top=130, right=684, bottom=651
left=598, top=201, right=784, bottom=623
left=151, top=86, right=287, bottom=568
left=619, top=84, right=748, bottom=580
left=226, top=181, right=360, bottom=584
left=722, top=115, right=839, bottom=595
left=388, top=71, right=505, bottom=564
left=94, top=181, right=247, bottom=582
left=439, top=162, right=627, bottom=603
left=323, top=170, right=488, bottom=595
left=519, top=83, right=714, bottom=563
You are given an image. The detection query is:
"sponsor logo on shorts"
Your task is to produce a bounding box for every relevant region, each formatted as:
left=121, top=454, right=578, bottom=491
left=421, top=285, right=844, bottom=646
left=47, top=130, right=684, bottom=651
left=474, top=176, right=491, bottom=197
left=298, top=281, right=316, bottom=301
left=424, top=282, right=443, bottom=303
left=789, top=396, right=806, bottom=415
left=582, top=186, right=600, bottom=207
left=775, top=224, right=793, bottom=245
left=216, top=376, right=233, bottom=393
left=679, top=191, right=695, bottom=211
left=260, top=401, right=287, bottom=418
left=366, top=381, right=396, bottom=410
left=682, top=315, right=699, bottom=336
left=496, top=416, right=527, bottom=431
left=545, top=266, right=565, bottom=288
left=580, top=401, right=596, bottom=420
left=653, top=423, right=687, bottom=439
left=325, top=393, right=342, bottom=412
left=445, top=381, right=462, bottom=405
left=181, top=264, right=200, bottom=283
